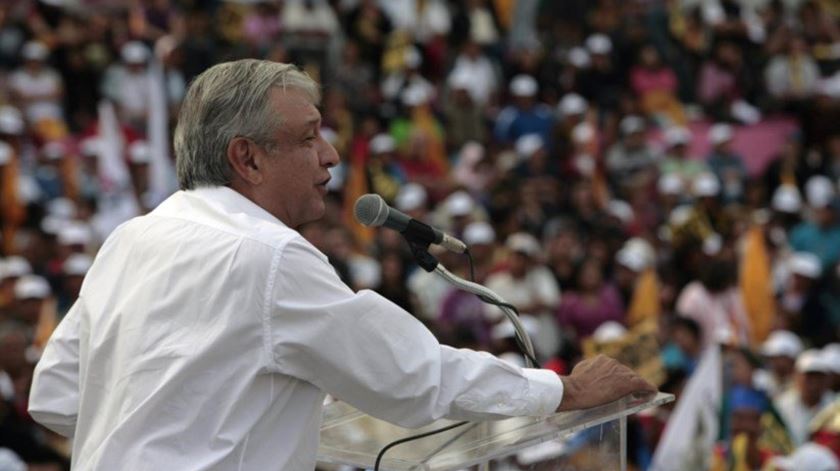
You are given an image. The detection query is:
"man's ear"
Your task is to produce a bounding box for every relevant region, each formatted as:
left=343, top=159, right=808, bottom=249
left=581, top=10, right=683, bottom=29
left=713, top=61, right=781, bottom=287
left=227, top=137, right=263, bottom=185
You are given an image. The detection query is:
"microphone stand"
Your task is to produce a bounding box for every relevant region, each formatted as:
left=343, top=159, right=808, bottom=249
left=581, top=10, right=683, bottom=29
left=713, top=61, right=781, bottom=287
left=407, top=241, right=537, bottom=368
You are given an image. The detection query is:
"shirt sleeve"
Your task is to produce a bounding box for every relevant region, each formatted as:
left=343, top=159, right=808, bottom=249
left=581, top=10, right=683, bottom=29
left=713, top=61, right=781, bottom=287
left=28, top=300, right=82, bottom=437
left=265, top=238, right=564, bottom=428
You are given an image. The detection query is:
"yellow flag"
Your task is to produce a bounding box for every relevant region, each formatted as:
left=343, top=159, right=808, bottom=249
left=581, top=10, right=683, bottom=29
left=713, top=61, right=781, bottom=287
left=739, top=226, right=776, bottom=345
left=627, top=268, right=662, bottom=326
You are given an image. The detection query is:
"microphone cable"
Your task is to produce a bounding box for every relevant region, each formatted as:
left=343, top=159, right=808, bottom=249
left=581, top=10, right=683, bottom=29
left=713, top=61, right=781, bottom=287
left=373, top=248, right=539, bottom=470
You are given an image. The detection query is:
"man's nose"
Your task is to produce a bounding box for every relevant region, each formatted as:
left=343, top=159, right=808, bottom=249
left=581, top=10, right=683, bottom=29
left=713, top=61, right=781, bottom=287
left=320, top=139, right=340, bottom=168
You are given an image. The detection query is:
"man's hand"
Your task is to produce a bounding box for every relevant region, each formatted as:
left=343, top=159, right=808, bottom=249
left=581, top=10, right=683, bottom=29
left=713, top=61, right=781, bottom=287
left=557, top=354, right=657, bottom=411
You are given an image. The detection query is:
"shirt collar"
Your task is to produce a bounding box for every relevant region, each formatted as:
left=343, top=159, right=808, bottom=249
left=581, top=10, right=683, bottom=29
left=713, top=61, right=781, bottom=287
left=186, top=185, right=288, bottom=229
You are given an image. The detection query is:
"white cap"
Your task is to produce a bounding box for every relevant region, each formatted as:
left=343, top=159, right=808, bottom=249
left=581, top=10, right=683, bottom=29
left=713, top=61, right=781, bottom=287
left=369, top=134, right=396, bottom=154
left=607, top=199, right=634, bottom=224
left=772, top=184, right=803, bottom=213
left=395, top=183, right=427, bottom=212
left=445, top=190, right=474, bottom=217
left=63, top=253, right=93, bottom=276
left=401, top=83, right=430, bottom=107
left=80, top=137, right=101, bottom=157
left=761, top=330, right=804, bottom=358
left=57, top=222, right=92, bottom=247
left=404, top=46, right=422, bottom=69
left=448, top=69, right=473, bottom=91
left=796, top=349, right=831, bottom=374
left=121, top=41, right=149, bottom=64
left=491, top=316, right=540, bottom=341
left=506, top=232, right=541, bottom=257
left=620, top=116, right=646, bottom=136
left=789, top=252, right=822, bottom=279
left=664, top=126, right=692, bottom=147
left=41, top=141, right=66, bottom=161
left=805, top=175, right=836, bottom=208
left=515, top=134, right=544, bottom=158
left=128, top=141, right=151, bottom=164
left=40, top=215, right=65, bottom=235
left=0, top=448, right=26, bottom=471
left=692, top=172, right=721, bottom=197
left=771, top=442, right=840, bottom=471
left=572, top=122, right=595, bottom=144
left=558, top=93, right=587, bottom=117
left=47, top=197, right=76, bottom=219
left=702, top=233, right=723, bottom=255
left=22, top=41, right=49, bottom=61
left=658, top=173, right=684, bottom=195
left=567, top=46, right=591, bottom=68
left=0, top=106, right=24, bottom=135
left=821, top=343, right=840, bottom=375
left=585, top=33, right=613, bottom=55
left=592, top=321, right=628, bottom=343
left=14, top=275, right=50, bottom=300
left=708, top=123, right=734, bottom=145
left=0, top=141, right=12, bottom=165
left=3, top=256, right=32, bottom=279
left=616, top=245, right=648, bottom=272
left=509, top=74, right=538, bottom=97
left=463, top=221, right=496, bottom=246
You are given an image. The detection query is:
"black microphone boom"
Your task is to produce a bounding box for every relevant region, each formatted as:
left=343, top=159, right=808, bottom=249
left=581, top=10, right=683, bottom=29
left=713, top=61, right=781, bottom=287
left=354, top=194, right=467, bottom=254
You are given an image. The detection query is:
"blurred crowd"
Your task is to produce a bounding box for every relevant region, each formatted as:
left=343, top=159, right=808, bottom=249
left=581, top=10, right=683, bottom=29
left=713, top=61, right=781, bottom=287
left=0, top=0, right=840, bottom=469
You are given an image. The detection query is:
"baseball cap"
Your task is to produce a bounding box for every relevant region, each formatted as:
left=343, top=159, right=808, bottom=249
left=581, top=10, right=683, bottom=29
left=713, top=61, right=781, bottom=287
left=692, top=172, right=721, bottom=197
left=444, top=191, right=474, bottom=217
left=771, top=443, right=839, bottom=471
left=463, top=221, right=496, bottom=246
left=592, top=321, right=627, bottom=343
left=772, top=184, right=803, bottom=213
left=369, top=134, right=396, bottom=155
left=515, top=134, right=544, bottom=159
left=121, top=41, right=150, bottom=64
left=21, top=41, right=49, bottom=61
left=620, top=116, right=646, bottom=136
left=0, top=106, right=24, bottom=135
left=14, top=275, right=50, bottom=300
left=796, top=349, right=831, bottom=374
left=821, top=344, right=840, bottom=375
left=3, top=256, right=32, bottom=279
left=761, top=330, right=804, bottom=358
left=658, top=173, right=684, bottom=195
left=805, top=175, right=835, bottom=209
left=509, top=75, right=538, bottom=97
left=506, top=232, right=541, bottom=257
left=664, top=126, right=692, bottom=147
left=789, top=252, right=822, bottom=279
left=57, top=222, right=92, bottom=247
left=708, top=123, right=734, bottom=145
left=585, top=34, right=613, bottom=55
left=558, top=93, right=587, bottom=117
left=63, top=253, right=93, bottom=276
left=395, top=183, right=427, bottom=212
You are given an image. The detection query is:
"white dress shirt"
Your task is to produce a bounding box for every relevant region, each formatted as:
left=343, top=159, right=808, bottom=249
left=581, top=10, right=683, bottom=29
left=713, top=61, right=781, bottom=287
left=29, top=186, right=564, bottom=471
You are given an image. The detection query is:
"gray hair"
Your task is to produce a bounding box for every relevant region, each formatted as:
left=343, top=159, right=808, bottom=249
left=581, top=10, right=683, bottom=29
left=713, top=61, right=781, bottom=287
left=174, top=60, right=320, bottom=190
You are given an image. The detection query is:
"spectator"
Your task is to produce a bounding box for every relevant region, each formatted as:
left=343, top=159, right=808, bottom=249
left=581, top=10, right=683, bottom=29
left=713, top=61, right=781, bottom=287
left=659, top=126, right=706, bottom=185
left=775, top=349, right=835, bottom=446
left=630, top=44, right=686, bottom=125
left=789, top=176, right=840, bottom=270
left=605, top=116, right=659, bottom=193
left=556, top=258, right=624, bottom=340
left=493, top=74, right=553, bottom=145
left=486, top=232, right=561, bottom=359
left=8, top=41, right=65, bottom=140
left=707, top=123, right=747, bottom=204
left=760, top=330, right=805, bottom=400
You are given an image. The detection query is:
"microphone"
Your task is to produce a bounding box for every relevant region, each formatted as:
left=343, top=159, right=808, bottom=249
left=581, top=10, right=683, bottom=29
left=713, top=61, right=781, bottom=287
left=354, top=194, right=467, bottom=254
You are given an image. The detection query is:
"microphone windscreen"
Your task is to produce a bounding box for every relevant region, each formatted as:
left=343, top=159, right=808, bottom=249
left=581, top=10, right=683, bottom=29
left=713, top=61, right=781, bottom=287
left=354, top=194, right=388, bottom=227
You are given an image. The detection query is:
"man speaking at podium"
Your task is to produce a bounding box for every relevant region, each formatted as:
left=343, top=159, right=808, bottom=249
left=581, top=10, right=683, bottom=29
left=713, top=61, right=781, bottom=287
left=28, top=60, right=655, bottom=470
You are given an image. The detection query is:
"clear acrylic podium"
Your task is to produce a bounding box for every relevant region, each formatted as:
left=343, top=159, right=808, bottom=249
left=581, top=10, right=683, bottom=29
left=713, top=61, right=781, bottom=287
left=317, top=392, right=673, bottom=470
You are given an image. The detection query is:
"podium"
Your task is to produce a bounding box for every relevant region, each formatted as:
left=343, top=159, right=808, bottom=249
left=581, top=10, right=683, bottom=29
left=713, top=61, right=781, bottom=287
left=317, top=392, right=673, bottom=470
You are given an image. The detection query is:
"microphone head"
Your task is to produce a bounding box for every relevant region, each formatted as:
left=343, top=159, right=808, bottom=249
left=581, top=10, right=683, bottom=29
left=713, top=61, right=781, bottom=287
left=354, top=194, right=389, bottom=227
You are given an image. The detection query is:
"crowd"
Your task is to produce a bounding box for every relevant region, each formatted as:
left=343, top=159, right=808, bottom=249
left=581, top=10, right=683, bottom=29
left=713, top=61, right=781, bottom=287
left=0, top=0, right=839, bottom=469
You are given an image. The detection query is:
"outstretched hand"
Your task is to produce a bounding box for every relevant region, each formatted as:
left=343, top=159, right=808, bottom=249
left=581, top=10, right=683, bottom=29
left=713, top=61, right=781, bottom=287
left=557, top=354, right=657, bottom=411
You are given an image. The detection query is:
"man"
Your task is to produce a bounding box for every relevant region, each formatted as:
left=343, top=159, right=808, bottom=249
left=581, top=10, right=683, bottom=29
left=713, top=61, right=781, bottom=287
left=29, top=60, right=654, bottom=470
